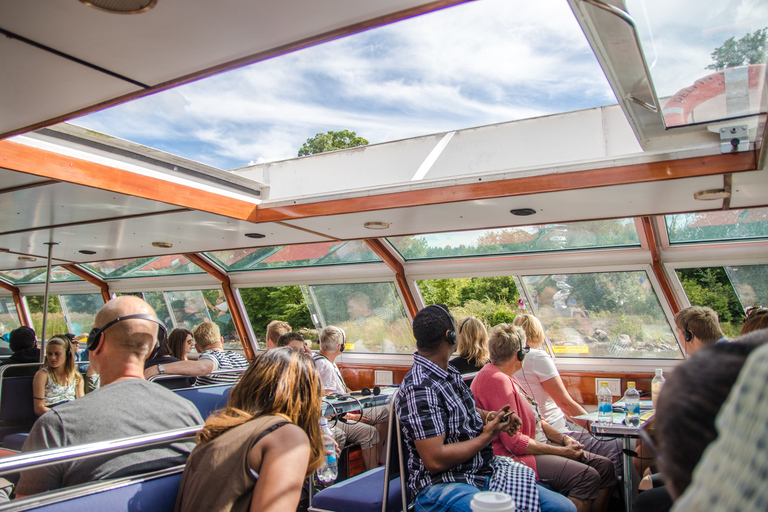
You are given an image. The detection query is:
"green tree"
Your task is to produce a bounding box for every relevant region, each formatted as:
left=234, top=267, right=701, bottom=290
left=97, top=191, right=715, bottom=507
left=707, top=28, right=767, bottom=71
left=298, top=130, right=369, bottom=156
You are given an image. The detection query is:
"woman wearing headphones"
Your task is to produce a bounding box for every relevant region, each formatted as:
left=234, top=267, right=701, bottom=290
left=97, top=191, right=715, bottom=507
left=471, top=323, right=616, bottom=512
left=449, top=316, right=490, bottom=374
left=32, top=335, right=84, bottom=415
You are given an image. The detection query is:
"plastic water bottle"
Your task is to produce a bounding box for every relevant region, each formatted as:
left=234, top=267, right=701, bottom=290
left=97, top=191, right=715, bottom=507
left=651, top=369, right=665, bottom=409
left=597, top=381, right=613, bottom=425
left=316, top=417, right=338, bottom=484
left=624, top=382, right=640, bottom=427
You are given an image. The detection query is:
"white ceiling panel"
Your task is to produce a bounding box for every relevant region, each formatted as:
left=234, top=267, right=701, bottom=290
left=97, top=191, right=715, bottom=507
left=730, top=168, right=768, bottom=209
left=0, top=168, right=55, bottom=189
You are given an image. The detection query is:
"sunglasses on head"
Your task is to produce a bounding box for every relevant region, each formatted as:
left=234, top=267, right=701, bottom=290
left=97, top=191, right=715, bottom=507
left=745, top=306, right=767, bottom=318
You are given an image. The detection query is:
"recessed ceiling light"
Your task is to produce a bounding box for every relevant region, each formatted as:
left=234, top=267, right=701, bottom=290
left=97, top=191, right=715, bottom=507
left=79, top=250, right=97, bottom=255
left=18, top=256, right=37, bottom=262
left=693, top=189, right=731, bottom=201
left=510, top=208, right=537, bottom=216
left=79, top=0, right=157, bottom=14
left=152, top=242, right=173, bottom=248
left=364, top=222, right=390, bottom=230
left=244, top=233, right=266, bottom=239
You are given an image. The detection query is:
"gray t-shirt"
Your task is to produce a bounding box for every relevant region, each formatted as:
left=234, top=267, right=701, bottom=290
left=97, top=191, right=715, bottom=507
left=16, top=379, right=203, bottom=495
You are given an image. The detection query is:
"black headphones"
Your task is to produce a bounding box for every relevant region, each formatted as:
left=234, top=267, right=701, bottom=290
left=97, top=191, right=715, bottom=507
left=361, top=386, right=381, bottom=396
left=683, top=323, right=693, bottom=343
left=430, top=304, right=456, bottom=344
left=87, top=314, right=167, bottom=352
left=459, top=317, right=471, bottom=334
left=48, top=335, right=72, bottom=358
left=516, top=332, right=529, bottom=362
left=339, top=327, right=346, bottom=353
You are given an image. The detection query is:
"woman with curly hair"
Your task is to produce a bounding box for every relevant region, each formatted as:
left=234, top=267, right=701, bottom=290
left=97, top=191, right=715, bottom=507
left=175, top=347, right=325, bottom=512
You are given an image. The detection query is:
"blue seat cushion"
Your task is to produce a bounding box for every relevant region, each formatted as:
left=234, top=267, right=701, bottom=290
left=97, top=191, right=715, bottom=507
left=2, top=432, right=28, bottom=451
left=174, top=384, right=231, bottom=419
left=312, top=466, right=403, bottom=512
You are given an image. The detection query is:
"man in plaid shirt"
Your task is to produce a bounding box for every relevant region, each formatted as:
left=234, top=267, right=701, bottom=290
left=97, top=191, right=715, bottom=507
left=396, top=305, right=576, bottom=512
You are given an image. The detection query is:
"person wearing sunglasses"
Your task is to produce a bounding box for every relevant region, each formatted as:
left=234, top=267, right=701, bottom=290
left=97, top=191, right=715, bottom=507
left=741, top=306, right=768, bottom=335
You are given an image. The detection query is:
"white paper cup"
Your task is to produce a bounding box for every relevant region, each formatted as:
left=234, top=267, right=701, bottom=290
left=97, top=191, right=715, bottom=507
left=470, top=491, right=515, bottom=512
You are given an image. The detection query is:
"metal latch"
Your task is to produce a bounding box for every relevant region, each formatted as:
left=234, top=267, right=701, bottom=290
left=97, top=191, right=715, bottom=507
left=719, top=125, right=749, bottom=153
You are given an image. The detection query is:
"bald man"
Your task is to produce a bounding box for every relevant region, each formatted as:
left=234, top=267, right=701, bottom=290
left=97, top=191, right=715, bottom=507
left=16, top=296, right=203, bottom=496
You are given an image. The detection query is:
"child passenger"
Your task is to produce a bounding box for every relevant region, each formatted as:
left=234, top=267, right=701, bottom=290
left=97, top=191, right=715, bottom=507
left=32, top=335, right=84, bottom=415
left=175, top=347, right=325, bottom=512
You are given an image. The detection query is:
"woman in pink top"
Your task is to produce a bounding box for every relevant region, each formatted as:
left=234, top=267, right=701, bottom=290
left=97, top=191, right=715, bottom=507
left=471, top=323, right=616, bottom=512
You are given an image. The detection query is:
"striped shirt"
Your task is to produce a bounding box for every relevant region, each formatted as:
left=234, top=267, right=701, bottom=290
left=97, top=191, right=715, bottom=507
left=195, top=350, right=248, bottom=386
left=396, top=353, right=493, bottom=498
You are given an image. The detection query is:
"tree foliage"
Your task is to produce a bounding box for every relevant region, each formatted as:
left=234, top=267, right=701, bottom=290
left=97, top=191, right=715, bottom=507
left=298, top=130, right=369, bottom=156
left=707, top=28, right=767, bottom=71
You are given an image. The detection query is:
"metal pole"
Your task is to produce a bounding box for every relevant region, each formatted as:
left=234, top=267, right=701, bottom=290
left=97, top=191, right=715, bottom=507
left=39, top=242, right=58, bottom=363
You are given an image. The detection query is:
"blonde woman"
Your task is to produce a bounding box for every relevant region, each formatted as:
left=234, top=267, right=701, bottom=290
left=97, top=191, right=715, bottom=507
left=449, top=317, right=489, bottom=374
left=32, top=335, right=84, bottom=415
left=513, top=314, right=622, bottom=474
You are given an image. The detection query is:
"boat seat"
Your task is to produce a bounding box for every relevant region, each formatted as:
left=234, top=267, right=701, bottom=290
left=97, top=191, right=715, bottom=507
left=173, top=384, right=231, bottom=419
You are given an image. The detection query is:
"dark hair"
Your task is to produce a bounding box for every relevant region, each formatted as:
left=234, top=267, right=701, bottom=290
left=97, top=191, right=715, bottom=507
left=277, top=332, right=304, bottom=347
left=9, top=326, right=36, bottom=352
left=412, top=304, right=453, bottom=352
left=168, top=328, right=193, bottom=360
left=741, top=307, right=768, bottom=335
left=655, top=333, right=767, bottom=498
left=147, top=326, right=174, bottom=360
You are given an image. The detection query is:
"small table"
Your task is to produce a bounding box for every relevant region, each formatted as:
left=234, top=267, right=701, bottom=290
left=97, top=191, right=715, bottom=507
left=575, top=412, right=653, bottom=512
left=321, top=386, right=397, bottom=416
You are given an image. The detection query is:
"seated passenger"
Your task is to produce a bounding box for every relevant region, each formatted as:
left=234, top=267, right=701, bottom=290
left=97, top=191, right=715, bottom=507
left=1, top=326, right=40, bottom=365
left=673, top=306, right=727, bottom=355
left=16, top=296, right=202, bottom=496
left=277, top=331, right=312, bottom=356
left=449, top=316, right=489, bottom=374
left=668, top=331, right=768, bottom=512
left=144, top=321, right=249, bottom=385
left=397, top=304, right=576, bottom=512
left=265, top=320, right=291, bottom=350
left=512, top=314, right=622, bottom=475
left=313, top=326, right=388, bottom=471
left=472, top=323, right=616, bottom=512
left=175, top=347, right=324, bottom=512
left=32, top=335, right=84, bottom=415
left=168, top=328, right=194, bottom=360
left=740, top=306, right=768, bottom=335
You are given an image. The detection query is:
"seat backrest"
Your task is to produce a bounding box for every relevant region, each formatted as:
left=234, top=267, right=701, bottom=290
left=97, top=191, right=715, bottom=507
left=174, top=384, right=231, bottom=419
left=0, top=466, right=183, bottom=512
left=0, top=364, right=39, bottom=425
left=381, top=389, right=408, bottom=512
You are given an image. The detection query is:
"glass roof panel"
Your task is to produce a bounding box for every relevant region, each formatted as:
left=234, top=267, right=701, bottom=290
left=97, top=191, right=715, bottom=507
left=205, top=241, right=381, bottom=271
left=626, top=0, right=768, bottom=128
left=388, top=219, right=640, bottom=260
left=82, top=256, right=205, bottom=279
left=0, top=266, right=83, bottom=285
left=724, top=264, right=768, bottom=312
left=665, top=208, right=768, bottom=244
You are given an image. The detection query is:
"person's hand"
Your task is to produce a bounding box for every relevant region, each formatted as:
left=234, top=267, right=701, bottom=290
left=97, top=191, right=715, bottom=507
left=500, top=411, right=521, bottom=436
left=639, top=475, right=653, bottom=491
left=559, top=444, right=584, bottom=461
left=483, top=405, right=512, bottom=438
left=323, top=434, right=340, bottom=457
left=563, top=435, right=583, bottom=450
left=144, top=366, right=159, bottom=379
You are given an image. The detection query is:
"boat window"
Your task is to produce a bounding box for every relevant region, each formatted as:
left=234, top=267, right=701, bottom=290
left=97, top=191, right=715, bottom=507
left=58, top=293, right=105, bottom=336
left=388, top=219, right=640, bottom=261
left=625, top=0, right=768, bottom=128
left=301, top=282, right=414, bottom=354
left=205, top=241, right=380, bottom=271
left=0, top=266, right=83, bottom=285
left=82, top=256, right=206, bottom=279
left=675, top=266, right=744, bottom=338
left=522, top=271, right=681, bottom=359
left=27, top=295, right=65, bottom=336
left=725, top=264, right=768, bottom=313
left=238, top=285, right=314, bottom=350
left=665, top=208, right=768, bottom=245
left=0, top=298, right=21, bottom=351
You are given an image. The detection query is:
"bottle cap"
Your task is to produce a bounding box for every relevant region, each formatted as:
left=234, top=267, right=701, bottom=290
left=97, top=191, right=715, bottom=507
left=627, top=381, right=635, bottom=388
left=600, top=381, right=609, bottom=386
left=655, top=369, right=663, bottom=375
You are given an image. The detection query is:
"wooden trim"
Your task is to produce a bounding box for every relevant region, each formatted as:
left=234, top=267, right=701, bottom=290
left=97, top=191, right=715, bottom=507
left=559, top=371, right=654, bottom=406
left=641, top=217, right=681, bottom=314
left=0, top=281, right=31, bottom=328
left=61, top=265, right=111, bottom=303
left=183, top=253, right=255, bottom=360
left=0, top=0, right=471, bottom=140
left=256, top=152, right=757, bottom=222
left=0, top=141, right=258, bottom=221
left=364, top=239, right=418, bottom=318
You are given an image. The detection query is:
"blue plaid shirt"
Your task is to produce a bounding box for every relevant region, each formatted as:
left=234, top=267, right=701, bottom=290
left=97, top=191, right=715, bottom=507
left=396, top=353, right=493, bottom=498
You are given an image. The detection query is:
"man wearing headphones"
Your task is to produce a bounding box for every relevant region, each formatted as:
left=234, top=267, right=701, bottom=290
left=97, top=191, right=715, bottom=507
left=673, top=306, right=728, bottom=356
left=397, top=304, right=554, bottom=512
left=314, top=326, right=388, bottom=471
left=16, top=296, right=203, bottom=496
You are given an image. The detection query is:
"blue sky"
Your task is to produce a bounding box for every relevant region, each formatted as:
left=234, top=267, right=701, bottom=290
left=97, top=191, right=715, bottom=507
left=69, top=0, right=767, bottom=171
